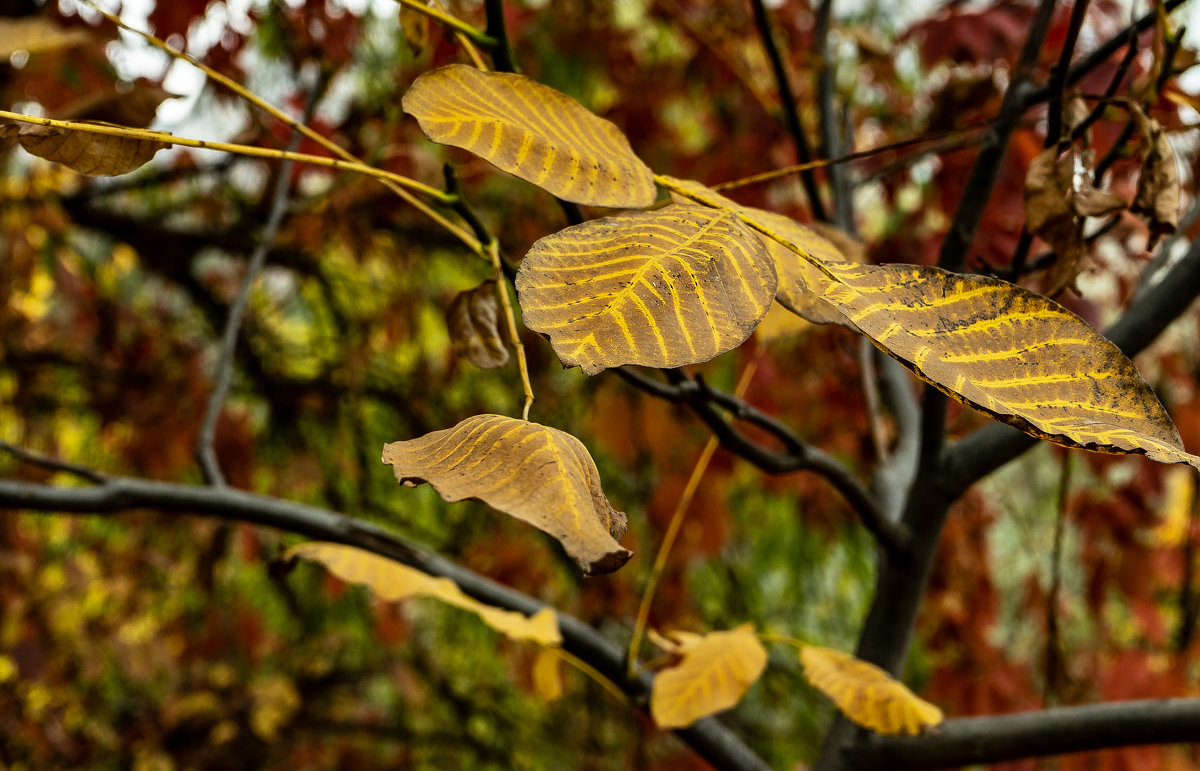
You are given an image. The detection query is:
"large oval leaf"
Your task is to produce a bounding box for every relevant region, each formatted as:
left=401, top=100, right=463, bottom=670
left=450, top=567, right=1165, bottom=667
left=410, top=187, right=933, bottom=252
left=800, top=645, right=942, bottom=736
left=382, top=415, right=631, bottom=574
left=287, top=542, right=561, bottom=645
left=516, top=204, right=777, bottom=374
left=816, top=261, right=1200, bottom=466
left=401, top=64, right=656, bottom=208
left=650, top=624, right=768, bottom=729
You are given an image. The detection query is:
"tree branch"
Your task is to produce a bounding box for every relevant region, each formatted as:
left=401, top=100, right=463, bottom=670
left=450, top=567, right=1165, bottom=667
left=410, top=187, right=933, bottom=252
left=814, top=0, right=852, bottom=228
left=0, top=473, right=770, bottom=771
left=845, top=698, right=1200, bottom=769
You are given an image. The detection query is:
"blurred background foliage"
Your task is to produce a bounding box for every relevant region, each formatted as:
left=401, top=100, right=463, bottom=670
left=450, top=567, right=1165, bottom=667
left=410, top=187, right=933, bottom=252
left=3, top=0, right=1200, bottom=768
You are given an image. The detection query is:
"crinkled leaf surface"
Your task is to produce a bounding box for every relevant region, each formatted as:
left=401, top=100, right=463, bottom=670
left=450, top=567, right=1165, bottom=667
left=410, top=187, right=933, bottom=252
left=446, top=279, right=509, bottom=369
left=402, top=64, right=656, bottom=207
left=382, top=415, right=631, bottom=574
left=0, top=121, right=169, bottom=176
left=1130, top=105, right=1181, bottom=248
left=800, top=645, right=942, bottom=736
left=665, top=176, right=1200, bottom=468
left=516, top=204, right=776, bottom=374
left=287, top=542, right=562, bottom=645
left=650, top=624, right=768, bottom=729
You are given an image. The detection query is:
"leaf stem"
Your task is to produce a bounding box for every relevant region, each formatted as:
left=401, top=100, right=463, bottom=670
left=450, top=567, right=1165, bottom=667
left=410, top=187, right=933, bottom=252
left=488, top=241, right=534, bottom=420
left=556, top=648, right=629, bottom=704
left=627, top=355, right=760, bottom=677
left=76, top=0, right=481, bottom=254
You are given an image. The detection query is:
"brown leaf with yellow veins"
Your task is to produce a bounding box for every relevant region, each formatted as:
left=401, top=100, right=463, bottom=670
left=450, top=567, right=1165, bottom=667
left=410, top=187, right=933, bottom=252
left=447, top=279, right=509, bottom=369
left=516, top=204, right=776, bottom=374
left=402, top=64, right=657, bottom=208
left=650, top=624, right=768, bottom=729
left=382, top=415, right=631, bottom=574
left=288, top=542, right=563, bottom=644
left=0, top=121, right=170, bottom=176
left=800, top=645, right=942, bottom=736
left=1130, top=105, right=1181, bottom=249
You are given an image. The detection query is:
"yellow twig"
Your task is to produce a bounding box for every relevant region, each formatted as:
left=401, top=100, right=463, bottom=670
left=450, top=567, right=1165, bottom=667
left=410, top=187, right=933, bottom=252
left=394, top=0, right=496, bottom=48
left=0, top=110, right=455, bottom=202
left=626, top=353, right=761, bottom=677
left=488, top=241, right=534, bottom=420
left=77, top=0, right=482, bottom=255
left=555, top=648, right=629, bottom=704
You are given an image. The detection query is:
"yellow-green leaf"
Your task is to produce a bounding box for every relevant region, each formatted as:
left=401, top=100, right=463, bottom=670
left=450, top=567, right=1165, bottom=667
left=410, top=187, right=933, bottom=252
left=401, top=64, right=656, bottom=208
left=800, top=645, right=942, bottom=736
left=516, top=204, right=777, bottom=374
left=650, top=624, right=768, bottom=729
left=815, top=261, right=1200, bottom=467
left=382, top=415, right=632, bottom=574
left=0, top=121, right=169, bottom=176
left=446, top=279, right=509, bottom=369
left=532, top=648, right=564, bottom=701
left=287, top=542, right=563, bottom=645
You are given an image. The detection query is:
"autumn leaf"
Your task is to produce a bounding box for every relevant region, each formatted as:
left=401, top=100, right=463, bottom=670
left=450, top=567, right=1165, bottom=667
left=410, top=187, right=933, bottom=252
left=0, top=121, right=170, bottom=176
left=0, top=16, right=91, bottom=59
left=399, top=3, right=432, bottom=55
left=800, top=645, right=943, bottom=735
left=382, top=415, right=632, bottom=574
left=1129, top=105, right=1181, bottom=248
left=516, top=204, right=777, bottom=374
left=650, top=624, right=768, bottom=729
left=402, top=64, right=657, bottom=208
left=532, top=648, right=564, bottom=701
left=447, top=279, right=509, bottom=369
left=287, top=542, right=563, bottom=645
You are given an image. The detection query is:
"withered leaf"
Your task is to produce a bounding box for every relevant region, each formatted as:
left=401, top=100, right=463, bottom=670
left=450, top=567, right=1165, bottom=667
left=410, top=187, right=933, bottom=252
left=0, top=121, right=170, bottom=176
left=399, top=3, right=431, bottom=56
left=382, top=415, right=632, bottom=574
left=1130, top=105, right=1181, bottom=249
left=516, top=204, right=776, bottom=374
left=800, top=645, right=943, bottom=736
left=287, top=542, right=562, bottom=645
left=447, top=279, right=509, bottom=369
left=650, top=624, right=768, bottom=729
left=402, top=64, right=656, bottom=208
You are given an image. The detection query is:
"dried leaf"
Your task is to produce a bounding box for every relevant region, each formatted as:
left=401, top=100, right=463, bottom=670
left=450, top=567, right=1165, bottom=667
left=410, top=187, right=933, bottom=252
left=382, top=415, right=632, bottom=574
left=1130, top=106, right=1181, bottom=249
left=287, top=542, right=563, bottom=645
left=800, top=645, right=943, bottom=735
left=402, top=64, right=656, bottom=207
left=0, top=16, right=91, bottom=59
left=447, top=280, right=509, bottom=369
left=516, top=204, right=777, bottom=374
left=0, top=121, right=169, bottom=176
left=815, top=261, right=1200, bottom=468
left=400, top=4, right=431, bottom=55
left=650, top=624, right=768, bottom=729
left=532, top=648, right=564, bottom=701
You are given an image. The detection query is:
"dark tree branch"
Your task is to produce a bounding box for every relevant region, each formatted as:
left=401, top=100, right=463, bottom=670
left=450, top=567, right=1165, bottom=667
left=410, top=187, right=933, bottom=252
left=1044, top=0, right=1092, bottom=148
left=845, top=699, right=1200, bottom=769
left=814, top=0, right=852, bottom=229
left=0, top=473, right=770, bottom=771
left=750, top=0, right=827, bottom=221
left=484, top=0, right=519, bottom=75
left=0, top=442, right=106, bottom=484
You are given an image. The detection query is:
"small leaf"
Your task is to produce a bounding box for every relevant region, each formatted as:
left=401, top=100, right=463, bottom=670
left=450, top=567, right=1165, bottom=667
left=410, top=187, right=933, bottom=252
left=382, top=415, right=632, bottom=574
left=816, top=261, right=1200, bottom=468
left=650, top=624, right=768, bottom=729
left=532, top=648, right=564, bottom=701
left=0, top=121, right=170, bottom=176
left=516, top=204, right=777, bottom=374
left=402, top=64, right=656, bottom=208
left=0, top=16, right=91, bottom=59
left=399, top=3, right=431, bottom=55
left=1130, top=105, right=1181, bottom=249
left=447, top=279, right=509, bottom=369
left=288, top=542, right=563, bottom=645
left=800, top=645, right=943, bottom=736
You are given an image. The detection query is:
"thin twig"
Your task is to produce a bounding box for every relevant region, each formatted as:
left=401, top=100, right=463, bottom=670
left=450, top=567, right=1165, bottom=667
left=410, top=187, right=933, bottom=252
left=750, top=0, right=827, bottom=221
left=815, top=0, right=852, bottom=228
left=1045, top=0, right=1093, bottom=149
left=394, top=0, right=497, bottom=48
left=488, top=240, right=535, bottom=420
left=484, top=0, right=519, bottom=74
left=1042, top=450, right=1071, bottom=705
left=0, top=441, right=106, bottom=484
left=196, top=83, right=322, bottom=485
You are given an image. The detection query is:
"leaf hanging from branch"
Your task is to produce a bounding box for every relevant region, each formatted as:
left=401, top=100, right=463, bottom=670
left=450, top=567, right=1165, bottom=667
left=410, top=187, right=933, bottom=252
left=516, top=204, right=777, bottom=374
left=402, top=64, right=657, bottom=208
left=1129, top=104, right=1181, bottom=249
left=800, top=645, right=943, bottom=736
left=446, top=279, right=509, bottom=369
left=650, top=624, right=768, bottom=729
left=287, top=542, right=562, bottom=645
left=0, top=121, right=170, bottom=176
left=382, top=415, right=632, bottom=574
